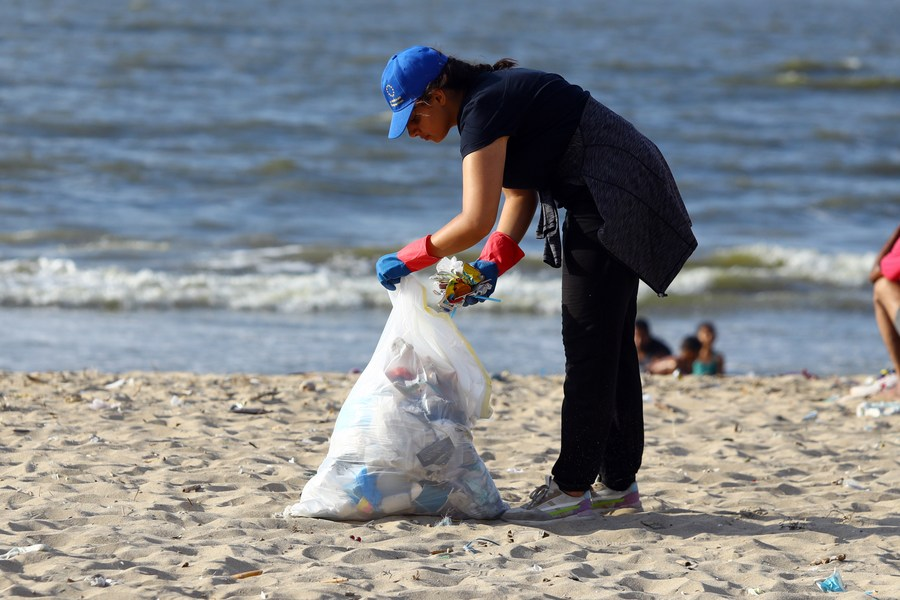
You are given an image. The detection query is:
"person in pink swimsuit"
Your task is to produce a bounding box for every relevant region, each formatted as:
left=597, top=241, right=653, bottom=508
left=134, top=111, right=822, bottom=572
left=870, top=223, right=900, bottom=393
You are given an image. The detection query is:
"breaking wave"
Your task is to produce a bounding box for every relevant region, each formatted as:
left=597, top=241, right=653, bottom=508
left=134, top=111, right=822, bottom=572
left=0, top=244, right=875, bottom=314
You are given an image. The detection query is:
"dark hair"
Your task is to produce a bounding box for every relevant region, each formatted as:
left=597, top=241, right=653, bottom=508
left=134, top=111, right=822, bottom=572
left=421, top=55, right=517, bottom=100
left=681, top=336, right=702, bottom=353
left=635, top=318, right=650, bottom=332
left=697, top=321, right=717, bottom=335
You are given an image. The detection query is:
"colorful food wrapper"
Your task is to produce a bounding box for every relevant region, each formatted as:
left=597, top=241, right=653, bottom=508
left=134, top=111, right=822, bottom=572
left=430, top=257, right=494, bottom=313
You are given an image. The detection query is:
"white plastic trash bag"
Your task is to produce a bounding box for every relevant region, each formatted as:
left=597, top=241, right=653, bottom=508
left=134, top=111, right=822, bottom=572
left=284, top=277, right=507, bottom=520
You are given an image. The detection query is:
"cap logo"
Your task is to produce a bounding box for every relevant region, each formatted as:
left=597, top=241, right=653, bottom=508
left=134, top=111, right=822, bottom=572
left=384, top=84, right=404, bottom=109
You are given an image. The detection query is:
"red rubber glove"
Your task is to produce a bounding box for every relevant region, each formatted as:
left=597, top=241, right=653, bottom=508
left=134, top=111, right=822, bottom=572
left=464, top=231, right=524, bottom=305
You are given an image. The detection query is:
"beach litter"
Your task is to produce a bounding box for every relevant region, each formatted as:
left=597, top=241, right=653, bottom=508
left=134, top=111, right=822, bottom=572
left=462, top=538, right=500, bottom=554
left=0, top=543, right=46, bottom=560
left=88, top=398, right=120, bottom=411
left=230, top=403, right=269, bottom=415
left=848, top=373, right=897, bottom=398
left=104, top=378, right=128, bottom=389
left=842, top=478, right=868, bottom=491
left=811, top=553, right=847, bottom=566
left=815, top=568, right=847, bottom=592
left=856, top=401, right=900, bottom=417
left=430, top=257, right=499, bottom=313
left=232, top=569, right=263, bottom=580
left=86, top=574, right=119, bottom=587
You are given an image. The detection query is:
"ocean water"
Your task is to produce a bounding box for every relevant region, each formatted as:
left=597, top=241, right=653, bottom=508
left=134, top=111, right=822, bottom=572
left=1, top=0, right=898, bottom=376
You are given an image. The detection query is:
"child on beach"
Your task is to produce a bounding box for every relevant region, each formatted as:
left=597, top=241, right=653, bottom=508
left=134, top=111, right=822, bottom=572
left=635, top=318, right=672, bottom=372
left=693, top=321, right=725, bottom=375
left=374, top=46, right=696, bottom=520
left=648, top=335, right=702, bottom=376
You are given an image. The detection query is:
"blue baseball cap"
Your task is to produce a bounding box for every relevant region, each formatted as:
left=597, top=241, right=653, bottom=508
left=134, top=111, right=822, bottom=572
left=381, top=46, right=449, bottom=139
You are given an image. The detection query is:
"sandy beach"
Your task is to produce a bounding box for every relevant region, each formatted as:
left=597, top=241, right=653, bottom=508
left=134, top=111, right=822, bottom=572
left=1, top=369, right=897, bottom=599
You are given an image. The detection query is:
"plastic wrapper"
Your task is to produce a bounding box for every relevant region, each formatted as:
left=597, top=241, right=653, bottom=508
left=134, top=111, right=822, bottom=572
left=815, top=568, right=846, bottom=592
left=284, top=278, right=507, bottom=520
left=430, top=257, right=493, bottom=312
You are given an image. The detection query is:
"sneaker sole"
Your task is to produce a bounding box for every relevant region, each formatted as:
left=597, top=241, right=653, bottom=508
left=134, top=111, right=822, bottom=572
left=591, top=489, right=642, bottom=514
left=502, top=497, right=593, bottom=521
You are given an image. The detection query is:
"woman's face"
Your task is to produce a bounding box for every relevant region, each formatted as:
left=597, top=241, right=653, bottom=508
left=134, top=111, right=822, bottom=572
left=697, top=325, right=715, bottom=344
left=406, top=90, right=454, bottom=143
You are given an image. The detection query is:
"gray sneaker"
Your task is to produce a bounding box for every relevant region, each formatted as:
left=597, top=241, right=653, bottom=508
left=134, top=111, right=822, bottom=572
left=590, top=481, right=642, bottom=513
left=501, top=476, right=592, bottom=521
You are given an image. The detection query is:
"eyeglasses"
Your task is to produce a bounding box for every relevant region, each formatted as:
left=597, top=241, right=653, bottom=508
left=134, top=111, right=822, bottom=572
left=407, top=98, right=432, bottom=127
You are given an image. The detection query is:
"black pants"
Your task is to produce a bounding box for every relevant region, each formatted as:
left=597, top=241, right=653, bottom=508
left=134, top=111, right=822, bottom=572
left=550, top=196, right=644, bottom=493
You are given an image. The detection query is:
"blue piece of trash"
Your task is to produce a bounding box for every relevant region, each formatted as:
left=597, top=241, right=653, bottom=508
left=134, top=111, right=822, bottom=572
left=816, top=568, right=846, bottom=592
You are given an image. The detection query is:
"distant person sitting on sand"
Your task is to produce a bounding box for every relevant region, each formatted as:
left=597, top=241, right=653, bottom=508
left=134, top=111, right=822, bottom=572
left=648, top=335, right=701, bottom=376
left=634, top=318, right=672, bottom=371
left=693, top=321, right=725, bottom=375
left=870, top=223, right=900, bottom=394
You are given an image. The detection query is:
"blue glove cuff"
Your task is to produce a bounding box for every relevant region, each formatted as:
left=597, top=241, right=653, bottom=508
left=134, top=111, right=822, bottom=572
left=376, top=253, right=412, bottom=290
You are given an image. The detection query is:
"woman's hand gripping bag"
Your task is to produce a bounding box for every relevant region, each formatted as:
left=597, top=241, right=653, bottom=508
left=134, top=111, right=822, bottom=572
left=284, top=278, right=507, bottom=520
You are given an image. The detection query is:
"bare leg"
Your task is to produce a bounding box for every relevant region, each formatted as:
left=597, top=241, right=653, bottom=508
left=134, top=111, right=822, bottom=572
left=873, top=277, right=900, bottom=378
